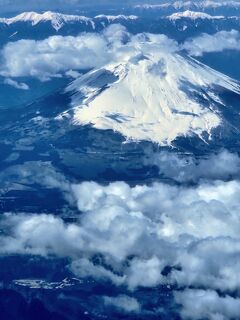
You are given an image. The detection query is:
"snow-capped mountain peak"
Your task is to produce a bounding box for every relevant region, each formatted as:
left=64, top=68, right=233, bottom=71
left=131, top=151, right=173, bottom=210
left=64, top=48, right=240, bottom=146
left=168, top=10, right=224, bottom=21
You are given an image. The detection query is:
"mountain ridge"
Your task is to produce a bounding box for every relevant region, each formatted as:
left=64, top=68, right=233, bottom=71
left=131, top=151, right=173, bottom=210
left=0, top=11, right=138, bottom=31
left=167, top=10, right=224, bottom=20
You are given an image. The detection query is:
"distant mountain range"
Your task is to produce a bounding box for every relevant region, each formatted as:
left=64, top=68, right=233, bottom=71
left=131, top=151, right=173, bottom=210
left=0, top=10, right=239, bottom=45
left=135, top=1, right=240, bottom=11
left=0, top=11, right=138, bottom=31
left=133, top=1, right=240, bottom=18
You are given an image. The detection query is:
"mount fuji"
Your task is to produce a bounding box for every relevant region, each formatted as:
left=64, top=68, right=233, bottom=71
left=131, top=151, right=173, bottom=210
left=62, top=47, right=240, bottom=147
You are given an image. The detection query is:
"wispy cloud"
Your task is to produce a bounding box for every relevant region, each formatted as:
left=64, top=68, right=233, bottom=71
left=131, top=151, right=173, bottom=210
left=3, top=77, right=29, bottom=90
left=147, top=149, right=240, bottom=183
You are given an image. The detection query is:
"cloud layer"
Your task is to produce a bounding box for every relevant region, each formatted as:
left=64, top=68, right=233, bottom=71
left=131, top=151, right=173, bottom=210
left=1, top=25, right=239, bottom=81
left=0, top=24, right=132, bottom=80
left=1, top=150, right=240, bottom=318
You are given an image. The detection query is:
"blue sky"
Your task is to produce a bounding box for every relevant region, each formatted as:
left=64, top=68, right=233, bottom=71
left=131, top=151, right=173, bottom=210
left=0, top=0, right=235, bottom=15
left=0, top=0, right=168, bottom=14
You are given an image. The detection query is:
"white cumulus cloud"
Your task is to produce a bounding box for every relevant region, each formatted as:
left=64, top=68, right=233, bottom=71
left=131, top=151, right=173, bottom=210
left=0, top=25, right=178, bottom=81
left=0, top=32, right=110, bottom=81
left=183, top=30, right=240, bottom=56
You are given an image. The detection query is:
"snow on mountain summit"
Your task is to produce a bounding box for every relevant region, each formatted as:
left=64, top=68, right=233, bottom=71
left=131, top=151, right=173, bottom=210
left=0, top=12, right=139, bottom=31
left=168, top=10, right=224, bottom=21
left=95, top=15, right=138, bottom=21
left=0, top=11, right=94, bottom=31
left=65, top=46, right=240, bottom=145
